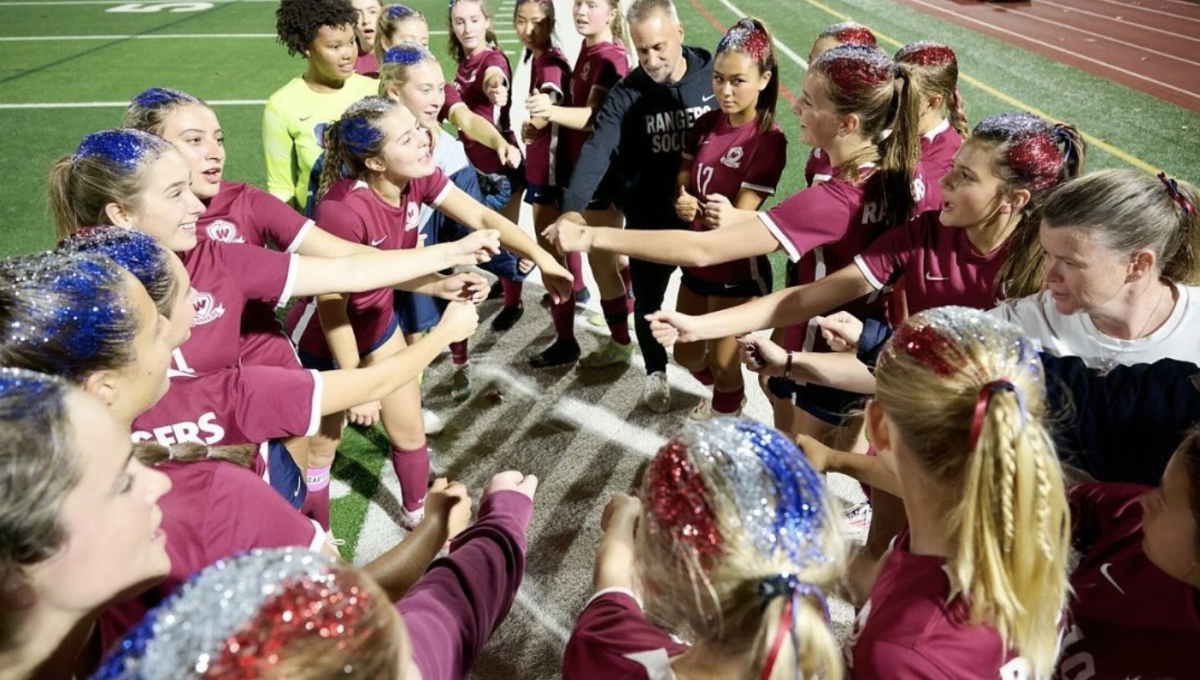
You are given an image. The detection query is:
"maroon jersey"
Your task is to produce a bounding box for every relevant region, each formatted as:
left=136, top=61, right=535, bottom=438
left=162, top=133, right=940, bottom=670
left=355, top=48, right=379, bottom=78
left=681, top=111, right=787, bottom=285
left=563, top=40, right=628, bottom=173
left=400, top=491, right=533, bottom=680
left=916, top=120, right=962, bottom=211
left=285, top=171, right=452, bottom=358
left=97, top=459, right=324, bottom=654
left=174, top=241, right=295, bottom=375
left=525, top=47, right=571, bottom=187
left=854, top=210, right=1008, bottom=314
left=197, top=180, right=313, bottom=369
left=437, top=82, right=466, bottom=124
left=454, top=46, right=518, bottom=173
left=1058, top=483, right=1200, bottom=679
left=761, top=167, right=938, bottom=352
left=847, top=533, right=1032, bottom=679
left=563, top=589, right=691, bottom=680
left=804, top=147, right=833, bottom=186
left=132, top=365, right=321, bottom=447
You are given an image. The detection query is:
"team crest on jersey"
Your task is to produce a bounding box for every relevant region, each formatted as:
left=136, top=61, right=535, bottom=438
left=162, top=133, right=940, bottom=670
left=911, top=176, right=926, bottom=203
left=191, top=292, right=226, bottom=326
left=581, top=62, right=591, bottom=80
left=719, top=146, right=744, bottom=169
left=404, top=203, right=421, bottom=231
left=205, top=219, right=245, bottom=244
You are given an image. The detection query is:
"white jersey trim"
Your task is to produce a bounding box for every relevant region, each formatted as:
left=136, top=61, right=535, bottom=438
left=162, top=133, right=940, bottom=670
left=758, top=212, right=800, bottom=262
left=307, top=520, right=327, bottom=551
left=276, top=253, right=299, bottom=308
left=741, top=181, right=776, bottom=195
left=289, top=300, right=318, bottom=346
left=585, top=586, right=643, bottom=609
left=429, top=181, right=453, bottom=209
left=305, top=369, right=324, bottom=437
left=287, top=219, right=316, bottom=253
left=854, top=254, right=887, bottom=291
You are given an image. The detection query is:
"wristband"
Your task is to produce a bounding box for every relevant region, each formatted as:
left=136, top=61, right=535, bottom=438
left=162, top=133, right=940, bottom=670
left=784, top=351, right=794, bottom=380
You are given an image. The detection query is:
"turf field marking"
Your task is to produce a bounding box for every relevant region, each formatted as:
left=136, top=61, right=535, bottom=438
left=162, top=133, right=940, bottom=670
left=514, top=589, right=571, bottom=644
left=1037, top=0, right=1200, bottom=41
left=711, top=0, right=810, bottom=70
left=765, top=0, right=1163, bottom=175
left=0, top=30, right=513, bottom=41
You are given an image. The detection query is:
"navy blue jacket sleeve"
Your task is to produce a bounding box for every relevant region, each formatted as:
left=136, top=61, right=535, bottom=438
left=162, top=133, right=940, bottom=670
left=856, top=318, right=892, bottom=368
left=561, top=81, right=639, bottom=214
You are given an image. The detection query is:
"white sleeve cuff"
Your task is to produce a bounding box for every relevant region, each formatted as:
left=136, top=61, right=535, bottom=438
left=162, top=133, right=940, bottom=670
left=287, top=219, right=316, bottom=253
left=585, top=586, right=642, bottom=609
left=758, top=212, right=800, bottom=262
left=429, top=182, right=453, bottom=209
left=305, top=369, right=323, bottom=437
left=275, top=253, right=299, bottom=308
left=853, top=255, right=886, bottom=291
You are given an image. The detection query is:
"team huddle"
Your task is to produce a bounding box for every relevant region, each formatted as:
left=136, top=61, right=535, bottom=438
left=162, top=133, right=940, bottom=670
left=1, top=0, right=1198, bottom=677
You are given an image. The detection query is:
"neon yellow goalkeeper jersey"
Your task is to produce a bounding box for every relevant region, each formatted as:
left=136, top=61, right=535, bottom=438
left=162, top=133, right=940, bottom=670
left=262, top=74, right=379, bottom=211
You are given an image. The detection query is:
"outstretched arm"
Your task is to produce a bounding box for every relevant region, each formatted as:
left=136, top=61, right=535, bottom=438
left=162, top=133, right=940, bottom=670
left=591, top=493, right=642, bottom=596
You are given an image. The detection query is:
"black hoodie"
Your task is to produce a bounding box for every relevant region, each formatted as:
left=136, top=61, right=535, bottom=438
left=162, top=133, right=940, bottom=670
left=562, top=45, right=715, bottom=228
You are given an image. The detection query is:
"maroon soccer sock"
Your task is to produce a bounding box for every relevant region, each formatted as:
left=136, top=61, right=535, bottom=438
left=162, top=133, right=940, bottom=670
left=390, top=444, right=430, bottom=512
left=450, top=340, right=469, bottom=365
left=551, top=292, right=576, bottom=340
left=691, top=368, right=714, bottom=386
left=600, top=296, right=631, bottom=345
left=502, top=279, right=523, bottom=307
left=620, top=265, right=634, bottom=312
left=568, top=252, right=585, bottom=293
left=712, top=386, right=746, bottom=414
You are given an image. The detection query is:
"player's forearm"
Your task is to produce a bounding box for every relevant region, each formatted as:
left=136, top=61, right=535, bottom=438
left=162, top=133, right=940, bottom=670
left=824, top=450, right=901, bottom=498
left=316, top=297, right=361, bottom=371
left=547, top=105, right=594, bottom=130
left=791, top=352, right=877, bottom=395
left=292, top=247, right=456, bottom=297
left=320, top=328, right=454, bottom=413
left=363, top=512, right=450, bottom=601
left=454, top=109, right=507, bottom=152
left=479, top=210, right=554, bottom=268
left=592, top=521, right=638, bottom=594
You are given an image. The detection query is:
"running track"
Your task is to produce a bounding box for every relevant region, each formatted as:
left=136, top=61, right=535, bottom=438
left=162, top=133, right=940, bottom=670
left=892, top=0, right=1200, bottom=115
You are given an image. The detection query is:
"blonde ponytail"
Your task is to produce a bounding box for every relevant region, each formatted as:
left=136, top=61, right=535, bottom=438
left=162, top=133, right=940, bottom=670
left=875, top=307, right=1071, bottom=679
left=758, top=591, right=842, bottom=680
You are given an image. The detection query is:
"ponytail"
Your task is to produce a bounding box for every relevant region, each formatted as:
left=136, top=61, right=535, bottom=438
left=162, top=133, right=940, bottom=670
left=316, top=120, right=349, bottom=203
left=876, top=63, right=922, bottom=227
left=48, top=156, right=81, bottom=240
left=949, top=87, right=969, bottom=139
left=876, top=308, right=1070, bottom=680
left=757, top=593, right=842, bottom=680
left=956, top=388, right=1068, bottom=680
left=133, top=441, right=258, bottom=469
left=609, top=0, right=631, bottom=62
left=1160, top=177, right=1200, bottom=284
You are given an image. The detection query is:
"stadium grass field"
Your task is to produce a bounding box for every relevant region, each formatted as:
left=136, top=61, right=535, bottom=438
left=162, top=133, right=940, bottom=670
left=2, top=0, right=1199, bottom=676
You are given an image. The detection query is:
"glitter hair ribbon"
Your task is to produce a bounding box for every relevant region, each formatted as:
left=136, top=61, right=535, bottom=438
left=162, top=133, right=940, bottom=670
left=966, top=379, right=1026, bottom=452
left=91, top=548, right=375, bottom=680
left=386, top=3, right=419, bottom=19
left=382, top=41, right=433, bottom=65
left=1158, top=172, right=1196, bottom=215
left=332, top=96, right=395, bottom=157
left=972, top=113, right=1062, bottom=191
left=72, top=128, right=165, bottom=170
left=754, top=574, right=829, bottom=680
left=0, top=367, right=66, bottom=420
left=717, top=18, right=771, bottom=63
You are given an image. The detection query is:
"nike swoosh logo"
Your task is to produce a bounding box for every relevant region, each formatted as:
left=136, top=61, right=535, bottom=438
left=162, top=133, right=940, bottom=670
left=1100, top=563, right=1125, bottom=595
left=370, top=236, right=387, bottom=246
left=299, top=114, right=313, bottom=121
left=925, top=273, right=949, bottom=281
left=702, top=94, right=716, bottom=102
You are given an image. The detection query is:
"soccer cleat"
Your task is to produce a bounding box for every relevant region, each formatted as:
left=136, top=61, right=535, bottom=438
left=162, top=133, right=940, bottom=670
left=422, top=408, right=445, bottom=435
left=643, top=371, right=671, bottom=413
left=529, top=338, right=581, bottom=368
left=490, top=302, right=524, bottom=331
left=579, top=338, right=635, bottom=368
left=688, top=396, right=746, bottom=421
left=844, top=501, right=873, bottom=533
left=587, top=311, right=633, bottom=328
left=451, top=363, right=472, bottom=402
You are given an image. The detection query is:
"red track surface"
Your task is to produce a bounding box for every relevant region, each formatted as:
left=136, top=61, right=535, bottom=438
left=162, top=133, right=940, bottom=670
left=891, top=0, right=1200, bottom=114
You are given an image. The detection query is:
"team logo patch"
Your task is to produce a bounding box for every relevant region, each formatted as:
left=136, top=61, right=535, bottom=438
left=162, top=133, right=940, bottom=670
left=205, top=219, right=244, bottom=244
left=191, top=292, right=226, bottom=326
left=911, top=176, right=926, bottom=203
left=581, top=62, right=592, bottom=80
left=405, top=203, right=421, bottom=231
left=719, top=146, right=744, bottom=169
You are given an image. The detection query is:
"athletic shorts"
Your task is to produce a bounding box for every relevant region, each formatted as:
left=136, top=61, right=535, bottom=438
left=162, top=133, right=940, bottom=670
left=766, top=375, right=866, bottom=426
left=681, top=271, right=769, bottom=299
left=295, top=313, right=400, bottom=370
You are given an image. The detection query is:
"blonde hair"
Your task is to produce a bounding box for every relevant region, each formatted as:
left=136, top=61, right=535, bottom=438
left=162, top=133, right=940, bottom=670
left=122, top=87, right=209, bottom=137
left=377, top=40, right=440, bottom=97
left=316, top=96, right=401, bottom=201
left=874, top=307, right=1070, bottom=678
left=47, top=129, right=175, bottom=240
left=374, top=3, right=427, bottom=62
left=637, top=419, right=846, bottom=680
left=1042, top=168, right=1200, bottom=285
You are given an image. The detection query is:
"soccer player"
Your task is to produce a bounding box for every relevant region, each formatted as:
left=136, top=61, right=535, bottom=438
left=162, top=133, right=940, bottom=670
left=352, top=0, right=383, bottom=76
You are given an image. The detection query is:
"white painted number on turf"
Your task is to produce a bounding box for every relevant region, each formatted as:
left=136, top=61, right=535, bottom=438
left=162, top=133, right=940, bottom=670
left=107, top=2, right=213, bottom=12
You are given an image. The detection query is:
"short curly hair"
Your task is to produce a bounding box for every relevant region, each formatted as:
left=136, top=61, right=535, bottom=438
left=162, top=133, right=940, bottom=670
left=276, top=0, right=360, bottom=57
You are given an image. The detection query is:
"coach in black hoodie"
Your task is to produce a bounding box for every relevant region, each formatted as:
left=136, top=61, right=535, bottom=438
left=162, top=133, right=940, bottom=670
left=557, top=0, right=714, bottom=413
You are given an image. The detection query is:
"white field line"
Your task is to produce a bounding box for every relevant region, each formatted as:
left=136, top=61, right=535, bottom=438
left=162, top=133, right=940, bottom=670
left=1007, top=3, right=1200, bottom=69
left=1037, top=0, right=1200, bottom=43
left=1083, top=0, right=1200, bottom=25
left=0, top=99, right=266, bottom=108
left=0, top=30, right=525, bottom=41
